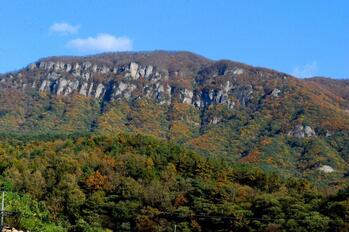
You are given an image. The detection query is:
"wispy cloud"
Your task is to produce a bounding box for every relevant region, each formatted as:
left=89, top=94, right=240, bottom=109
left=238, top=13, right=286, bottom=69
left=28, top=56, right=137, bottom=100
left=66, top=33, right=132, bottom=52
left=50, top=22, right=80, bottom=35
left=292, top=61, right=318, bottom=78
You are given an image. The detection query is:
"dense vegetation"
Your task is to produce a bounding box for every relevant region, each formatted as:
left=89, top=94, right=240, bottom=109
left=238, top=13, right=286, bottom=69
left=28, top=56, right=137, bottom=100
left=0, top=133, right=349, bottom=231
left=0, top=52, right=348, bottom=187
left=0, top=52, right=348, bottom=231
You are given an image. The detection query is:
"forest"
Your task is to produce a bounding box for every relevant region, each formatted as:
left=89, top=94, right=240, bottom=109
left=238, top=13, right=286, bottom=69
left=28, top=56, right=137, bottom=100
left=1, top=0, right=349, bottom=231
left=0, top=132, right=348, bottom=231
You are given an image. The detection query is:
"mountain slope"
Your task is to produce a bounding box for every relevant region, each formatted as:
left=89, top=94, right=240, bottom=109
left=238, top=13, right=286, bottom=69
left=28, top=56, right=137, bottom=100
left=0, top=51, right=348, bottom=184
left=2, top=133, right=349, bottom=231
left=306, top=77, right=349, bottom=103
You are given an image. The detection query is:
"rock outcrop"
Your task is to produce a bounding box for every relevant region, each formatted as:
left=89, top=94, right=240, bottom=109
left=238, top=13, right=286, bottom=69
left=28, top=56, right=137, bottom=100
left=0, top=51, right=345, bottom=149
left=318, top=165, right=335, bottom=173
left=271, top=88, right=281, bottom=97
left=288, top=125, right=316, bottom=138
left=0, top=54, right=274, bottom=112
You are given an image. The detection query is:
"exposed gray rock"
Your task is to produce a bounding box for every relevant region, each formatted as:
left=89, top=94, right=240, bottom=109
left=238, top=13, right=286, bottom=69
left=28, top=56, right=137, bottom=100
left=115, top=82, right=128, bottom=96
left=82, top=62, right=92, bottom=70
left=145, top=65, right=153, bottom=78
left=138, top=67, right=145, bottom=77
left=271, top=88, right=281, bottom=97
left=193, top=95, right=202, bottom=108
left=154, top=83, right=169, bottom=105
left=73, top=63, right=81, bottom=72
left=223, top=81, right=232, bottom=93
left=227, top=99, right=235, bottom=109
left=92, top=64, right=98, bottom=73
left=65, top=63, right=72, bottom=72
left=182, top=89, right=194, bottom=104
left=318, top=165, right=334, bottom=173
left=88, top=83, right=94, bottom=96
left=53, top=62, right=65, bottom=71
left=47, top=72, right=60, bottom=80
left=57, top=79, right=68, bottom=95
left=288, top=125, right=316, bottom=138
left=79, top=82, right=89, bottom=96
left=39, top=80, right=48, bottom=92
left=100, top=66, right=110, bottom=74
left=233, top=68, right=244, bottom=75
left=129, top=62, right=139, bottom=79
left=211, top=116, right=222, bottom=124
left=124, top=84, right=136, bottom=99
left=95, top=83, right=105, bottom=98
left=39, top=61, right=54, bottom=70
left=81, top=72, right=90, bottom=81
left=288, top=125, right=305, bottom=138
left=165, top=84, right=172, bottom=105
left=64, top=80, right=79, bottom=95
left=234, top=85, right=253, bottom=106
left=3, top=58, right=268, bottom=112
left=304, top=126, right=316, bottom=137
left=71, top=80, right=79, bottom=90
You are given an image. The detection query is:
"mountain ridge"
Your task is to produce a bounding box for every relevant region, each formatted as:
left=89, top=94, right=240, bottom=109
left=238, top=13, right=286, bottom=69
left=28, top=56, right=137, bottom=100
left=0, top=50, right=348, bottom=187
left=3, top=50, right=347, bottom=80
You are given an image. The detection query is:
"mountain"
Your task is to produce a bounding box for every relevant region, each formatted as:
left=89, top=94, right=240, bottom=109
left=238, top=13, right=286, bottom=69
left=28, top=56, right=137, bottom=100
left=306, top=77, right=349, bottom=101
left=0, top=51, right=348, bottom=186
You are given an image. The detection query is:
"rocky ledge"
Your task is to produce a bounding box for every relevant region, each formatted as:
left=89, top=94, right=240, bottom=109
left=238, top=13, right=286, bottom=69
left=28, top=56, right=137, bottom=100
left=0, top=55, right=287, bottom=111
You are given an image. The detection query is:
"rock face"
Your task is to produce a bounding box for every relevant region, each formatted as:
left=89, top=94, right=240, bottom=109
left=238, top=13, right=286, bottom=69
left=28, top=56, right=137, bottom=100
left=288, top=125, right=316, bottom=138
left=2, top=51, right=334, bottom=135
left=304, top=126, right=316, bottom=137
left=271, top=88, right=281, bottom=97
left=0, top=51, right=347, bottom=182
left=0, top=52, right=284, bottom=112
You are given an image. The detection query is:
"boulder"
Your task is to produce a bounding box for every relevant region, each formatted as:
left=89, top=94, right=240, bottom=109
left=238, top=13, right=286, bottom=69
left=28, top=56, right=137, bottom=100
left=129, top=62, right=139, bottom=79
left=304, top=126, right=316, bottom=137
left=95, top=83, right=105, bottom=98
left=318, top=165, right=334, bottom=173
left=288, top=125, right=316, bottom=138
left=271, top=88, right=281, bottom=97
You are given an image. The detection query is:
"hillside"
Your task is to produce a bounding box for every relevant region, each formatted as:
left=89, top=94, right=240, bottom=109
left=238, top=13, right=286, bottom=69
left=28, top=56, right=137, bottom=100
left=0, top=51, right=348, bottom=185
left=306, top=77, right=349, bottom=102
left=0, top=133, right=349, bottom=231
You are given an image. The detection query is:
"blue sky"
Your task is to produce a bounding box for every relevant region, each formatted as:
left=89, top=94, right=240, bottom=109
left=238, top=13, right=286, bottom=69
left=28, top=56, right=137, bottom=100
left=0, top=0, right=348, bottom=78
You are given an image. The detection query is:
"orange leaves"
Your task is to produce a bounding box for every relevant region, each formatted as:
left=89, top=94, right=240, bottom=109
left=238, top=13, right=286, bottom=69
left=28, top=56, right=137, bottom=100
left=171, top=103, right=192, bottom=120
left=260, top=138, right=272, bottom=146
left=189, top=134, right=213, bottom=152
left=85, top=170, right=108, bottom=191
left=170, top=122, right=191, bottom=139
left=240, top=150, right=260, bottom=163
left=174, top=193, right=188, bottom=207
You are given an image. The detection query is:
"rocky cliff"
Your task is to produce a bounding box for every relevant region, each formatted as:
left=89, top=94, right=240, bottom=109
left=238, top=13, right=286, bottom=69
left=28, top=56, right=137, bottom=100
left=0, top=51, right=348, bottom=181
left=0, top=51, right=291, bottom=111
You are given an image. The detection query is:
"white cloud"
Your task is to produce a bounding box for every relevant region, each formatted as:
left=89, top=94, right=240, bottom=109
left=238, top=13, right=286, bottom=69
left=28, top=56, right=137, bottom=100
left=292, top=61, right=318, bottom=78
left=66, top=33, right=132, bottom=52
left=50, top=22, right=80, bottom=35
